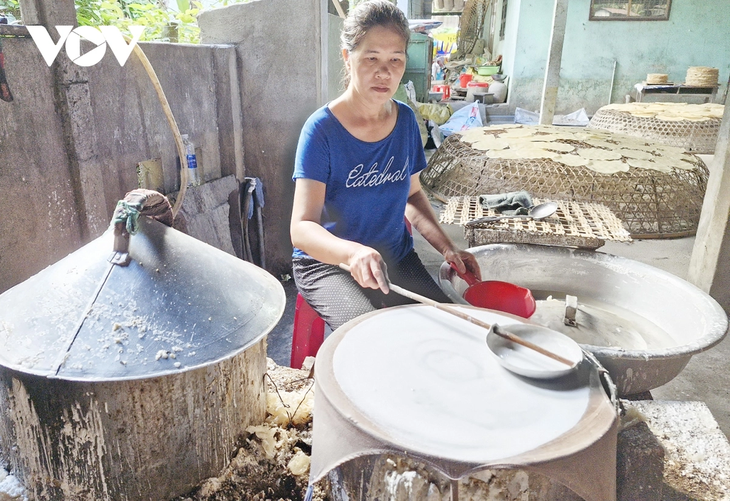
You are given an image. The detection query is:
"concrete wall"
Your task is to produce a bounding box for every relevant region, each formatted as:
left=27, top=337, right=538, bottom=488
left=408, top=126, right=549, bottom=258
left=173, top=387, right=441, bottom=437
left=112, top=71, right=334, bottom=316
left=0, top=39, right=84, bottom=293
left=0, top=35, right=242, bottom=293
left=84, top=42, right=242, bottom=195
left=488, top=0, right=509, bottom=63
left=329, top=14, right=346, bottom=101
left=500, top=0, right=521, bottom=95
left=199, top=0, right=326, bottom=276
left=503, top=0, right=730, bottom=114
left=3, top=0, right=340, bottom=292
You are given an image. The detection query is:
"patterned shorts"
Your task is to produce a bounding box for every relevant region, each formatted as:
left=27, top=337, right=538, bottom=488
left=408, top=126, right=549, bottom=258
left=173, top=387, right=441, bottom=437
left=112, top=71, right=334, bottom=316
left=292, top=249, right=452, bottom=331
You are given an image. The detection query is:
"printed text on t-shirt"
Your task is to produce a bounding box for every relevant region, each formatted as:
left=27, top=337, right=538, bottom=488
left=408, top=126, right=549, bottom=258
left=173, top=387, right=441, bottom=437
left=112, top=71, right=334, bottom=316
left=345, top=156, right=409, bottom=188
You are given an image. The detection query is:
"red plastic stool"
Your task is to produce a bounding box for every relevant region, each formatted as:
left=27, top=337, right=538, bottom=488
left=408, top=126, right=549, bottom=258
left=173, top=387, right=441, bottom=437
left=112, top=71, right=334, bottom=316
left=290, top=293, right=326, bottom=369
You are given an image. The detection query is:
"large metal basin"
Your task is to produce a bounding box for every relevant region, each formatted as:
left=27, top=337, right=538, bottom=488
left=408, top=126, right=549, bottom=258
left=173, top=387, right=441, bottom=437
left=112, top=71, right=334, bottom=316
left=439, top=244, right=728, bottom=396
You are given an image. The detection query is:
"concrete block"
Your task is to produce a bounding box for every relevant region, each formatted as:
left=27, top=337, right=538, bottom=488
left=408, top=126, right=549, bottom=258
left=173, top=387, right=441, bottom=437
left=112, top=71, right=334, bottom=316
left=617, top=420, right=664, bottom=501
left=174, top=175, right=240, bottom=256
left=199, top=0, right=325, bottom=275
left=630, top=400, right=730, bottom=500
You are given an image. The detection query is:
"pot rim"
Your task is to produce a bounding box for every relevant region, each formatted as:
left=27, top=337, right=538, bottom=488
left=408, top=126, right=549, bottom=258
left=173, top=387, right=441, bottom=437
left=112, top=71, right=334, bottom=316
left=439, top=243, right=729, bottom=361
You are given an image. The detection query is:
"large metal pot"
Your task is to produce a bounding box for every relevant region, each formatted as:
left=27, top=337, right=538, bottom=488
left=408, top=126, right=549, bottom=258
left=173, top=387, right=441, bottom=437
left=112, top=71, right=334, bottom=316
left=439, top=244, right=728, bottom=396
left=310, top=305, right=618, bottom=501
left=0, top=216, right=285, bottom=500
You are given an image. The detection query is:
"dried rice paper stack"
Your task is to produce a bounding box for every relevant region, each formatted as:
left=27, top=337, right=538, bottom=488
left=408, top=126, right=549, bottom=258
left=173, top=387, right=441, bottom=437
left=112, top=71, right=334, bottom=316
left=614, top=137, right=655, bottom=150
left=578, top=149, right=623, bottom=161
left=646, top=73, right=668, bottom=84
left=598, top=102, right=723, bottom=122
left=531, top=141, right=575, bottom=153
left=685, top=66, right=719, bottom=87
left=626, top=158, right=671, bottom=173
left=499, top=128, right=535, bottom=138
left=486, top=149, right=521, bottom=160
left=619, top=148, right=655, bottom=160
left=654, top=113, right=688, bottom=122
left=454, top=125, right=700, bottom=174
left=583, top=138, right=619, bottom=149
left=459, top=128, right=494, bottom=143
left=554, top=154, right=589, bottom=167
left=699, top=103, right=725, bottom=119
left=574, top=130, right=614, bottom=141
left=516, top=148, right=561, bottom=160
left=530, top=133, right=577, bottom=142
left=588, top=160, right=629, bottom=174
left=653, top=144, right=689, bottom=156
left=470, top=136, right=510, bottom=151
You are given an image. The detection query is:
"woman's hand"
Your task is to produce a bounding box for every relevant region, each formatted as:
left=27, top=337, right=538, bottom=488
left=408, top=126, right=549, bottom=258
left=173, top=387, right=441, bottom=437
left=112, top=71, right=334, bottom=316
left=405, top=178, right=481, bottom=282
left=444, top=249, right=482, bottom=281
left=347, top=246, right=390, bottom=294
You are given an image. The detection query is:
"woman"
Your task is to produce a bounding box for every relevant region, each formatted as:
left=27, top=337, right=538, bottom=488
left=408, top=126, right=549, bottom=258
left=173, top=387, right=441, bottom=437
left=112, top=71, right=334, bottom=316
left=290, top=0, right=479, bottom=330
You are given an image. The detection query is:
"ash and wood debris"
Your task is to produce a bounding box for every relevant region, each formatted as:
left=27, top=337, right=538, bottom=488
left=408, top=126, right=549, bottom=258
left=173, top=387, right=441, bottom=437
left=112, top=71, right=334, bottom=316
left=173, top=358, right=327, bottom=501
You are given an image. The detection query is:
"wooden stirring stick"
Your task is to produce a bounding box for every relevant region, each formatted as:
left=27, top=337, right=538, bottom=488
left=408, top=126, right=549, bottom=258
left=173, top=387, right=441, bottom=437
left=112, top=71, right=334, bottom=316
left=339, top=263, right=574, bottom=366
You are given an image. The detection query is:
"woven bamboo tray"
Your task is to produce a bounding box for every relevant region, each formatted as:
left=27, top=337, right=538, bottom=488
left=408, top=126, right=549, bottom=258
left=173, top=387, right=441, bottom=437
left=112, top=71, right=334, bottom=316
left=440, top=196, right=632, bottom=250
left=588, top=104, right=722, bottom=154
left=422, top=125, right=709, bottom=238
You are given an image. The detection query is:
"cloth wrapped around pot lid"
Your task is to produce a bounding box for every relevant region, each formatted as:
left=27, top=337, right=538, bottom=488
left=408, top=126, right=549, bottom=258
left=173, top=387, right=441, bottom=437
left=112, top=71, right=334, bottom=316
left=0, top=216, right=285, bottom=381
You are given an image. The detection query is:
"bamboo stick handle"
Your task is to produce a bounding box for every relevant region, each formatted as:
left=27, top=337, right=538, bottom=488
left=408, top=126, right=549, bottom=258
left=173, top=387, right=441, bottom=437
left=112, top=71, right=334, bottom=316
left=128, top=37, right=187, bottom=219
left=338, top=263, right=573, bottom=366
left=489, top=324, right=574, bottom=366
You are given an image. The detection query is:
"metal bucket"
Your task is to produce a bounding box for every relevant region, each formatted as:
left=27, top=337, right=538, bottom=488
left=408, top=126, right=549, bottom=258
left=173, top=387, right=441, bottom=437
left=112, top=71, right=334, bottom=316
left=439, top=243, right=729, bottom=396
left=0, top=217, right=285, bottom=500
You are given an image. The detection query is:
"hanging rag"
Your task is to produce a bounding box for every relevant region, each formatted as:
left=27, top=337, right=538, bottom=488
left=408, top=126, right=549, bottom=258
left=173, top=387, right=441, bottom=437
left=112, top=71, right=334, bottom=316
left=241, top=177, right=266, bottom=268
left=111, top=189, right=174, bottom=234
left=245, top=177, right=265, bottom=220
left=0, top=38, right=13, bottom=102
left=108, top=189, right=173, bottom=266
left=478, top=190, right=533, bottom=215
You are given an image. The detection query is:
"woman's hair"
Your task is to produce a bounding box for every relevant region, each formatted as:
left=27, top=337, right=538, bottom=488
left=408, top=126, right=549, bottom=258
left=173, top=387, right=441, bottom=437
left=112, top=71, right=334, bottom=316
left=340, top=0, right=410, bottom=54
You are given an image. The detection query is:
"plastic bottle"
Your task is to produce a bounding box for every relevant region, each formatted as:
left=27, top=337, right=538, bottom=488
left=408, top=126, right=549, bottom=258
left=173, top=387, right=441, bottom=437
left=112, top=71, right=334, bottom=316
left=181, top=134, right=201, bottom=186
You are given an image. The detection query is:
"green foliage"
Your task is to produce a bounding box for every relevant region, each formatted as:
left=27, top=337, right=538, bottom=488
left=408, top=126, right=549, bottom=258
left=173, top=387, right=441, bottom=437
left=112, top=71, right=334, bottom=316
left=74, top=0, right=253, bottom=44
left=0, top=0, right=21, bottom=19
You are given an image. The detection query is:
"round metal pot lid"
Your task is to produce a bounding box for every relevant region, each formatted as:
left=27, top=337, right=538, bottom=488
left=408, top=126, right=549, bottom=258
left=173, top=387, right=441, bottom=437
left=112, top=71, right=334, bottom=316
left=0, top=217, right=285, bottom=381
left=316, top=305, right=612, bottom=465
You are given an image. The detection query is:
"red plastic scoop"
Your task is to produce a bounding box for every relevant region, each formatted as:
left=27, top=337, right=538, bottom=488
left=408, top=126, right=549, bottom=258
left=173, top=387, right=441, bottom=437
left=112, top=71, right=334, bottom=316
left=451, top=264, right=536, bottom=318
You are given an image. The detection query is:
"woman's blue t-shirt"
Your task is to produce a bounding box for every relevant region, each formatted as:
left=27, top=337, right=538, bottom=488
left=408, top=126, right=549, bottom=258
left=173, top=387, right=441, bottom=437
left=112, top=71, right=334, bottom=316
left=292, top=100, right=427, bottom=263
